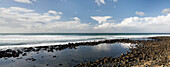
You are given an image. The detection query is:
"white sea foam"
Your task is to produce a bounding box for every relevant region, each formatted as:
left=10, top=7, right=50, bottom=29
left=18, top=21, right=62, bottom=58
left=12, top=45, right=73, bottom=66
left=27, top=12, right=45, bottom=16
left=0, top=34, right=170, bottom=49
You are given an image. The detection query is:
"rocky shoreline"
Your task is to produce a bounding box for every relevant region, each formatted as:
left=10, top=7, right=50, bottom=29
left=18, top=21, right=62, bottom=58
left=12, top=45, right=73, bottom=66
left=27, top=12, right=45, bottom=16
left=76, top=37, right=170, bottom=67
left=0, top=36, right=169, bottom=67
left=0, top=38, right=145, bottom=58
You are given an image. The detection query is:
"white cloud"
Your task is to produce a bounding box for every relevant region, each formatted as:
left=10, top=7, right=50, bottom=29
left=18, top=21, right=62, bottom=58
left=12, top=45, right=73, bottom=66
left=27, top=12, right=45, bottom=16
left=0, top=7, right=170, bottom=33
left=94, top=0, right=118, bottom=6
left=73, top=17, right=80, bottom=21
left=162, top=8, right=170, bottom=14
left=47, top=10, right=58, bottom=15
left=136, top=11, right=145, bottom=16
left=0, top=7, right=61, bottom=22
left=95, top=0, right=105, bottom=6
left=13, top=0, right=36, bottom=4
left=94, top=22, right=116, bottom=29
left=45, top=10, right=63, bottom=15
left=91, top=16, right=112, bottom=23
left=0, top=7, right=93, bottom=33
left=94, top=15, right=170, bottom=33
left=6, top=7, right=34, bottom=12
left=113, top=0, right=118, bottom=2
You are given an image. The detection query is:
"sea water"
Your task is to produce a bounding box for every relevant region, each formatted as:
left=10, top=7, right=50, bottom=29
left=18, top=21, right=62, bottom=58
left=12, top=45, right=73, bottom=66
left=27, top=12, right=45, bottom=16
left=0, top=33, right=170, bottom=49
left=0, top=43, right=135, bottom=67
left=0, top=33, right=170, bottom=67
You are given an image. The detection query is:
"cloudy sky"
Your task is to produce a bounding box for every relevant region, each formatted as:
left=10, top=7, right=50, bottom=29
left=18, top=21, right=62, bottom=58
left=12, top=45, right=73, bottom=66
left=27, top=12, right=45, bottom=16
left=0, top=0, right=170, bottom=33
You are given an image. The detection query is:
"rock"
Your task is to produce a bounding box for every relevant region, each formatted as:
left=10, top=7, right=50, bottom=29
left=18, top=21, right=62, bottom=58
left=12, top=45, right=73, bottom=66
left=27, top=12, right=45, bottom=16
left=22, top=53, right=27, bottom=56
left=59, top=64, right=62, bottom=66
left=53, top=56, right=56, bottom=58
left=46, top=64, right=48, bottom=66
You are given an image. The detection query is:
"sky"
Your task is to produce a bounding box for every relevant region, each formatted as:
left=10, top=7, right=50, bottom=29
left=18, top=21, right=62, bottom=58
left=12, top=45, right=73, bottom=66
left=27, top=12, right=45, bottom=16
left=0, top=0, right=170, bottom=33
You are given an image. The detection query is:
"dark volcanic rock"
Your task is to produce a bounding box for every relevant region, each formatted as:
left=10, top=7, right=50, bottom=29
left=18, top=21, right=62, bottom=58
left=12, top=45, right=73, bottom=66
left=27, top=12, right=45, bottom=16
left=75, top=37, right=170, bottom=67
left=0, top=36, right=169, bottom=67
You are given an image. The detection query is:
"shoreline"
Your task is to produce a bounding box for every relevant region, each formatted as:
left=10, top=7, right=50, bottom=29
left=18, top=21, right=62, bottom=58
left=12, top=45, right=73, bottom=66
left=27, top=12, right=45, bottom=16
left=76, top=37, right=170, bottom=67
left=0, top=36, right=169, bottom=66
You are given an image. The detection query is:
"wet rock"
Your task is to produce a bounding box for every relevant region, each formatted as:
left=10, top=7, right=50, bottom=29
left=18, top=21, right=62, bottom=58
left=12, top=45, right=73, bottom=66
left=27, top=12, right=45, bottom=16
left=26, top=58, right=36, bottom=61
left=46, top=64, right=48, bottom=66
left=53, top=56, right=56, bottom=58
left=75, top=37, right=170, bottom=67
left=59, top=64, right=62, bottom=66
left=22, top=53, right=27, bottom=56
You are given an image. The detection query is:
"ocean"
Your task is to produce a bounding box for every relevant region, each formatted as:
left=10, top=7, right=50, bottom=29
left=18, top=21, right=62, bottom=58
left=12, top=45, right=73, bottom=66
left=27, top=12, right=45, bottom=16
left=0, top=33, right=170, bottom=49
left=0, top=33, right=170, bottom=67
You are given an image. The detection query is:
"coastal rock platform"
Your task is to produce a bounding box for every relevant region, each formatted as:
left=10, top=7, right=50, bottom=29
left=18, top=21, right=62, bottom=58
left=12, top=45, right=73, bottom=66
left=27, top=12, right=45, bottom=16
left=76, top=37, right=170, bottom=67
left=0, top=37, right=169, bottom=67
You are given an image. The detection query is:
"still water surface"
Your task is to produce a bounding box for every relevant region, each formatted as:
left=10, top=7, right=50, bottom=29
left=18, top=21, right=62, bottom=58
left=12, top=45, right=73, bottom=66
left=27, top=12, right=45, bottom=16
left=0, top=43, right=133, bottom=67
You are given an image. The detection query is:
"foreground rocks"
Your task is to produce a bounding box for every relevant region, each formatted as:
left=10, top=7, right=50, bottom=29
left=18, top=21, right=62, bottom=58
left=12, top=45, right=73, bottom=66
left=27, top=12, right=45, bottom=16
left=0, top=38, right=140, bottom=58
left=75, top=37, right=170, bottom=67
left=0, top=36, right=169, bottom=67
